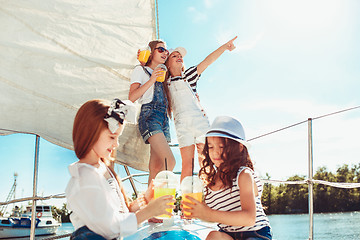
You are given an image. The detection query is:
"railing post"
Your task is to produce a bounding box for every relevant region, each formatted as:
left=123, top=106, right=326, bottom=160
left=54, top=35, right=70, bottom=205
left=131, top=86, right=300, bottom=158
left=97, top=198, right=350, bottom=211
left=124, top=165, right=138, bottom=198
left=308, top=118, right=314, bottom=240
left=30, top=135, right=40, bottom=240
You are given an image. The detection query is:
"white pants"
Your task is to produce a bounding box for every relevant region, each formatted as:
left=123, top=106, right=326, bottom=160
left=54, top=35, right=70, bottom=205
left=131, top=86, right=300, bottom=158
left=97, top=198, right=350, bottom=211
left=169, top=80, right=210, bottom=148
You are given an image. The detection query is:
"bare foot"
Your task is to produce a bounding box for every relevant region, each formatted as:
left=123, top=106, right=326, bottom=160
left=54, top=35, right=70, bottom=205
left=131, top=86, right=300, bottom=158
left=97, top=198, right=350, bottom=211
left=148, top=217, right=163, bottom=223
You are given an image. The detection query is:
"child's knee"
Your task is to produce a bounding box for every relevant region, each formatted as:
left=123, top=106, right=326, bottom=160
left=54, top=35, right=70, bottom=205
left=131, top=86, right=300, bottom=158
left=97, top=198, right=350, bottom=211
left=206, top=231, right=219, bottom=240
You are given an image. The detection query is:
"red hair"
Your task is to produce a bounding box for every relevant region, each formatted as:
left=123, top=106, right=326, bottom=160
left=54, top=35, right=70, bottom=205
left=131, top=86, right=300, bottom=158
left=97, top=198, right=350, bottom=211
left=72, top=99, right=130, bottom=207
left=73, top=99, right=110, bottom=159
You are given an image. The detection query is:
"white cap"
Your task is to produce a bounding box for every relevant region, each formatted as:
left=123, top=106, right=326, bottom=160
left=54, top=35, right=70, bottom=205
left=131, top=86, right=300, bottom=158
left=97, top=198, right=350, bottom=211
left=206, top=116, right=250, bottom=149
left=169, top=47, right=187, bottom=58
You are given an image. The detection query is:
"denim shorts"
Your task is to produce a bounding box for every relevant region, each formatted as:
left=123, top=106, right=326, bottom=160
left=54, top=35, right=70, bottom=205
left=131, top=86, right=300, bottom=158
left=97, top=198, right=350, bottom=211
left=70, top=225, right=115, bottom=240
left=138, top=104, right=171, bottom=144
left=220, top=226, right=272, bottom=240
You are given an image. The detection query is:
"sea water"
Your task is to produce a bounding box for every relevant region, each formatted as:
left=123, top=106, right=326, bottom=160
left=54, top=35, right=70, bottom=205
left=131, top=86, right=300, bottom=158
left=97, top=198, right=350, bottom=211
left=268, top=211, right=360, bottom=239
left=36, top=211, right=360, bottom=240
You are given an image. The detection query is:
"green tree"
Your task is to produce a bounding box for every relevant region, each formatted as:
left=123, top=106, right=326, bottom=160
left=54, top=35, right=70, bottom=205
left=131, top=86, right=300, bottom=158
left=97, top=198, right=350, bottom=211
left=284, top=175, right=308, bottom=213
left=263, top=163, right=360, bottom=214
left=261, top=173, right=273, bottom=214
left=332, top=164, right=356, bottom=211
left=271, top=184, right=288, bottom=213
left=313, top=166, right=335, bottom=212
left=52, top=203, right=71, bottom=222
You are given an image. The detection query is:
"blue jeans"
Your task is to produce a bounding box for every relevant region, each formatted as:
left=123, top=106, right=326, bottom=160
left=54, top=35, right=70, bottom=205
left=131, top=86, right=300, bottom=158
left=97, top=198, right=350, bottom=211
left=138, top=81, right=170, bottom=144
left=220, top=226, right=272, bottom=240
left=70, top=226, right=110, bottom=240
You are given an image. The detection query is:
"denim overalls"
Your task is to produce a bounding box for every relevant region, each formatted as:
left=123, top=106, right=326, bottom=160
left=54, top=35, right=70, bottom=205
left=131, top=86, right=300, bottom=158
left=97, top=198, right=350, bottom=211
left=138, top=76, right=170, bottom=144
left=168, top=66, right=209, bottom=148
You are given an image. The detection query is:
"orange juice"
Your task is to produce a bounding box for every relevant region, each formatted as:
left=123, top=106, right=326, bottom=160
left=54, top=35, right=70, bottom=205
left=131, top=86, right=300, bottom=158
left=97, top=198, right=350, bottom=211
left=154, top=187, right=176, bottom=219
left=156, top=70, right=166, bottom=82
left=182, top=192, right=203, bottom=219
left=138, top=49, right=150, bottom=63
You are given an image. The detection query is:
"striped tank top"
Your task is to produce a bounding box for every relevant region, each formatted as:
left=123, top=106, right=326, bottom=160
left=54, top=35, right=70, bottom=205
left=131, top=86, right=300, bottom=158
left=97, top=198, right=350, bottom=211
left=204, top=166, right=270, bottom=232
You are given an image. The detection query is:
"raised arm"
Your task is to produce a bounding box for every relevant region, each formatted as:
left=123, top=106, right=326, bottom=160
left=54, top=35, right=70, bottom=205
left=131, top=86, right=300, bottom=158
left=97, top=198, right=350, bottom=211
left=197, top=36, right=237, bottom=75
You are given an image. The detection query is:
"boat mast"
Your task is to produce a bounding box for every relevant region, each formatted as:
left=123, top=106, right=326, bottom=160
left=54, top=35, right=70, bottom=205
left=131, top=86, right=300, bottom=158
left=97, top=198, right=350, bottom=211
left=30, top=135, right=40, bottom=240
left=0, top=172, right=17, bottom=216
left=308, top=118, right=314, bottom=240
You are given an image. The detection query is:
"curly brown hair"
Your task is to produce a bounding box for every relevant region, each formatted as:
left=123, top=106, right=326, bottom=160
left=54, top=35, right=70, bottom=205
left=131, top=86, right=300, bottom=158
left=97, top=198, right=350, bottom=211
left=199, top=137, right=254, bottom=189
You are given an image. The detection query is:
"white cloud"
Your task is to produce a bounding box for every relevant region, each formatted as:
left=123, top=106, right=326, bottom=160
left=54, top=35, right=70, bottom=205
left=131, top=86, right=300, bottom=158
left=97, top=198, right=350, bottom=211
left=187, top=7, right=207, bottom=23
left=215, top=32, right=264, bottom=52
left=203, top=0, right=212, bottom=8
left=203, top=0, right=216, bottom=8
left=243, top=99, right=357, bottom=120
left=234, top=32, right=265, bottom=52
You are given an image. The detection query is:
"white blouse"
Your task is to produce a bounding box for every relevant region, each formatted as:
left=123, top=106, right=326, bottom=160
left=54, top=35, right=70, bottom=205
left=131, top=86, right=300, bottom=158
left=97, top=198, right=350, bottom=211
left=65, top=161, right=137, bottom=239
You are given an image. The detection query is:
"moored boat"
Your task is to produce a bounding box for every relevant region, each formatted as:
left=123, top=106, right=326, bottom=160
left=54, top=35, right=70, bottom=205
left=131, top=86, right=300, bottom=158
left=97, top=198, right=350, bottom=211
left=0, top=205, right=61, bottom=239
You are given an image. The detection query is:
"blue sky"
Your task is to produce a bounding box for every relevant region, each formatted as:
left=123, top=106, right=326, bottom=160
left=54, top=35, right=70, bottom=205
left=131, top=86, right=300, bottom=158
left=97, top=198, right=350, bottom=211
left=1, top=0, right=360, bottom=209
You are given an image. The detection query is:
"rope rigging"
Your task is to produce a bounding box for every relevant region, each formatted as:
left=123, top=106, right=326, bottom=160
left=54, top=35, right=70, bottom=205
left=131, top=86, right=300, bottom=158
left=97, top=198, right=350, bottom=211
left=155, top=0, right=160, bottom=39
left=248, top=105, right=360, bottom=142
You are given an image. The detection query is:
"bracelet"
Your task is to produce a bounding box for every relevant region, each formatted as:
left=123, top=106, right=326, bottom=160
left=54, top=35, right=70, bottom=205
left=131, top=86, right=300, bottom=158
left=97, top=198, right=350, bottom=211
left=137, top=193, right=148, bottom=210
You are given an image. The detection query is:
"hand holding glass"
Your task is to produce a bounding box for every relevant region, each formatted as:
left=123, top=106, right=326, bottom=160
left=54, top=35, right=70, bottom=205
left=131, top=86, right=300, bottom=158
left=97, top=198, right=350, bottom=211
left=156, top=64, right=167, bottom=82
left=138, top=47, right=150, bottom=64
left=153, top=171, right=178, bottom=219
left=181, top=176, right=203, bottom=219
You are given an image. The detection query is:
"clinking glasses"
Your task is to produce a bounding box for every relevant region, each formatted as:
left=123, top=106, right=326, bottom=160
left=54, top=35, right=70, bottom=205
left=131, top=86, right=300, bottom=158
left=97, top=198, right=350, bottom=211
left=155, top=47, right=169, bottom=55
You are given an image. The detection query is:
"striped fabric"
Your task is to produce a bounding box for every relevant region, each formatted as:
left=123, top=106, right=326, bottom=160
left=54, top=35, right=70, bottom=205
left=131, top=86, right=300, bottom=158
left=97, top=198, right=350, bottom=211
left=204, top=167, right=270, bottom=232
left=169, top=66, right=199, bottom=93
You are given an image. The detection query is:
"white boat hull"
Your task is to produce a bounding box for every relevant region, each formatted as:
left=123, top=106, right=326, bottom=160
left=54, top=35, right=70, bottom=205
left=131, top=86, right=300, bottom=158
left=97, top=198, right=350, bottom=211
left=0, top=225, right=59, bottom=239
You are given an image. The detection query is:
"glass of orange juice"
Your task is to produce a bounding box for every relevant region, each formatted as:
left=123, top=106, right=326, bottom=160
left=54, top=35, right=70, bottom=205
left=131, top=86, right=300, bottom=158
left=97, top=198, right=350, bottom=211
left=156, top=64, right=167, bottom=82
left=153, top=171, right=178, bottom=219
left=181, top=176, right=203, bottom=220
left=138, top=46, right=151, bottom=64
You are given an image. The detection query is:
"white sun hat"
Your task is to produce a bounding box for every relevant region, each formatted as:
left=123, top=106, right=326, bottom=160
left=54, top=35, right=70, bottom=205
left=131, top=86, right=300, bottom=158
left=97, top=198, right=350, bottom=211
left=206, top=116, right=250, bottom=149
left=169, top=47, right=187, bottom=58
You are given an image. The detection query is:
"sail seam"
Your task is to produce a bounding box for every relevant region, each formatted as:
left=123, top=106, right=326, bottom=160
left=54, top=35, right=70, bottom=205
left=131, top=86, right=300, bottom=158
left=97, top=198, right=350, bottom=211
left=0, top=76, right=76, bottom=111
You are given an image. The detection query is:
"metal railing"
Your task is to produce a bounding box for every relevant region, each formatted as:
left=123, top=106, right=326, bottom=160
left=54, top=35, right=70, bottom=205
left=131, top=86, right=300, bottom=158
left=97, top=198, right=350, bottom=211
left=1, top=105, right=360, bottom=240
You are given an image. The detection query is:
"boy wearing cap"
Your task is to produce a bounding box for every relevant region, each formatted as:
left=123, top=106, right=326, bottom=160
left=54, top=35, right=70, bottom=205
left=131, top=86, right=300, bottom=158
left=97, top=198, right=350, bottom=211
left=164, top=37, right=238, bottom=182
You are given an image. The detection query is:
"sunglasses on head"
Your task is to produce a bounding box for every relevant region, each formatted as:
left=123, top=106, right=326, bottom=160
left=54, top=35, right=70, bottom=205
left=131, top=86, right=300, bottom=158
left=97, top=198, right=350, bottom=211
left=155, top=47, right=169, bottom=54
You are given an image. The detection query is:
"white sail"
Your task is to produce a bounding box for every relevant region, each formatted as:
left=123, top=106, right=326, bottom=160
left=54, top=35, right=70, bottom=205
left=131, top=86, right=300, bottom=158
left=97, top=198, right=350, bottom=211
left=0, top=0, right=155, bottom=171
